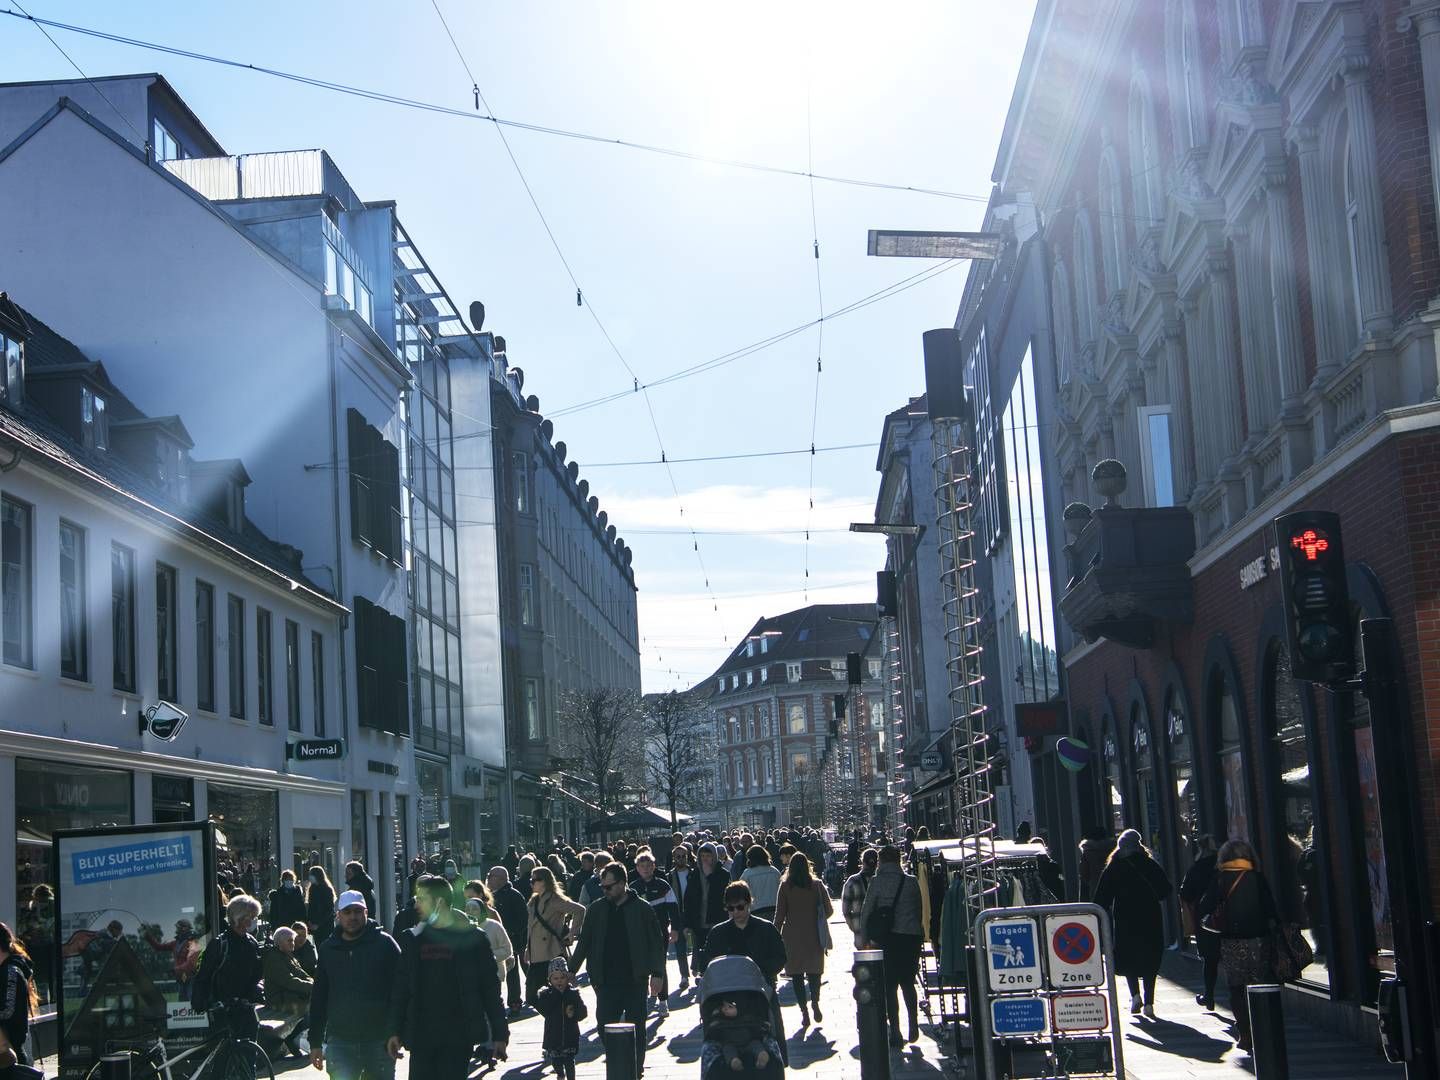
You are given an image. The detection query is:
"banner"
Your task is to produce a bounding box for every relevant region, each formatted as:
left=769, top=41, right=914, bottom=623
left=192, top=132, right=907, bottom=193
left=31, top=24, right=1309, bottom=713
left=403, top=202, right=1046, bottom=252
left=55, top=822, right=216, bottom=1079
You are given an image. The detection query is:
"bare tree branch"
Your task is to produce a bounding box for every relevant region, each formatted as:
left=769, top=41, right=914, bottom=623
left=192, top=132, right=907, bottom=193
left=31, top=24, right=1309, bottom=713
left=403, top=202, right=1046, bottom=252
left=641, top=691, right=714, bottom=830
left=557, top=688, right=643, bottom=818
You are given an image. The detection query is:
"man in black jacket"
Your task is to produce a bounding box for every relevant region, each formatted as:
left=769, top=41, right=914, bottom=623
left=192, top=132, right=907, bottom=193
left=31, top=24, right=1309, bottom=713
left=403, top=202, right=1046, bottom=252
left=388, top=876, right=508, bottom=1079
left=267, top=871, right=307, bottom=936
left=192, top=895, right=265, bottom=1040
left=682, top=843, right=730, bottom=975
left=309, top=891, right=400, bottom=1079
left=487, top=865, right=530, bottom=1015
left=695, top=881, right=788, bottom=1065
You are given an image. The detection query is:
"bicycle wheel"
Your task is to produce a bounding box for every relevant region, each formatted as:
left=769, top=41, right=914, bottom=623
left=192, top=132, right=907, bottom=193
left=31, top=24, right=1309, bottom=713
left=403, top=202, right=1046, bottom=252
left=210, top=1039, right=275, bottom=1080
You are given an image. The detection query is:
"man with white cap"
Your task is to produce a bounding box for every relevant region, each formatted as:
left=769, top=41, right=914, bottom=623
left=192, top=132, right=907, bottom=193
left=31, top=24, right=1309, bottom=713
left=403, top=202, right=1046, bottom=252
left=308, top=888, right=401, bottom=1079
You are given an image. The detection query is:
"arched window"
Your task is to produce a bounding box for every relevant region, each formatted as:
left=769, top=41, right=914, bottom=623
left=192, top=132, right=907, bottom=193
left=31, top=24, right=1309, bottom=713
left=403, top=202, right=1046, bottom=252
left=747, top=750, right=759, bottom=794
left=1098, top=147, right=1127, bottom=295
left=1129, top=73, right=1165, bottom=226
left=1167, top=0, right=1207, bottom=153
left=1211, top=670, right=1251, bottom=843
left=1072, top=211, right=1101, bottom=341
left=1263, top=639, right=1325, bottom=984
left=1342, top=130, right=1365, bottom=343
left=1051, top=258, right=1076, bottom=386
left=1102, top=719, right=1126, bottom=835
left=1131, top=704, right=1163, bottom=861
left=763, top=751, right=774, bottom=790
left=1165, top=687, right=1197, bottom=854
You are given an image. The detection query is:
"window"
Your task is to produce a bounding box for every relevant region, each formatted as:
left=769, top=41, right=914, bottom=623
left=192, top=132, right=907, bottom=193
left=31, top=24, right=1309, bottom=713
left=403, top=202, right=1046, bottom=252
left=1, top=332, right=23, bottom=408
left=1129, top=74, right=1164, bottom=225
left=763, top=754, right=774, bottom=789
left=787, top=703, right=806, bottom=735
left=81, top=388, right=109, bottom=451
left=512, top=452, right=529, bottom=513
left=1098, top=147, right=1126, bottom=293
left=196, top=582, right=215, bottom=711
left=0, top=497, right=31, bottom=667
left=786, top=662, right=801, bottom=683
left=111, top=544, right=136, bottom=692
left=155, top=563, right=177, bottom=700
left=151, top=118, right=181, bottom=161
left=871, top=701, right=884, bottom=730
left=745, top=640, right=755, bottom=658
left=354, top=596, right=409, bottom=736
left=1072, top=212, right=1101, bottom=341
left=761, top=635, right=770, bottom=654
left=227, top=595, right=246, bottom=717
left=54, top=520, right=86, bottom=680
left=760, top=667, right=769, bottom=683
left=520, top=564, right=535, bottom=627
left=718, top=677, right=725, bottom=694
left=731, top=674, right=739, bottom=689
left=868, top=659, right=882, bottom=680
left=1138, top=405, right=1176, bottom=507
left=285, top=620, right=301, bottom=731
left=525, top=679, right=541, bottom=740
left=311, top=631, right=326, bottom=735
left=1052, top=259, right=1076, bottom=386
left=347, top=409, right=402, bottom=562
left=745, top=671, right=753, bottom=686
left=1344, top=137, right=1365, bottom=340
left=256, top=608, right=273, bottom=725
left=970, top=326, right=1006, bottom=554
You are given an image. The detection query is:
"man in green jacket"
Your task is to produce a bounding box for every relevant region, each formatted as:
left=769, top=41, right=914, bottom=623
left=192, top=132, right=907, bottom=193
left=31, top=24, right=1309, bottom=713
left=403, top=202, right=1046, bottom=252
left=570, top=864, right=665, bottom=1076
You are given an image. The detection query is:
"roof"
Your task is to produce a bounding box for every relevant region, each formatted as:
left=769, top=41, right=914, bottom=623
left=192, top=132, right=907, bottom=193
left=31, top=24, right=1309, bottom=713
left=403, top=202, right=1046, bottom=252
left=2, top=301, right=342, bottom=614
left=0, top=73, right=227, bottom=157
left=706, top=603, right=880, bottom=683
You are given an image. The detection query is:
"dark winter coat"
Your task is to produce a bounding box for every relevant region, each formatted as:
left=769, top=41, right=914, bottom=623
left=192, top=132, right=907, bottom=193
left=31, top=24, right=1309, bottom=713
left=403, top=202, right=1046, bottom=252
left=682, top=864, right=731, bottom=931
left=1197, top=867, right=1280, bottom=939
left=293, top=938, right=318, bottom=979
left=306, top=881, right=337, bottom=943
left=1091, top=853, right=1173, bottom=977
left=570, top=892, right=665, bottom=988
left=194, top=928, right=265, bottom=1008
left=344, top=871, right=378, bottom=917
left=308, top=920, right=401, bottom=1047
left=0, top=952, right=33, bottom=1053
left=390, top=920, right=508, bottom=1049
left=492, top=883, right=531, bottom=959
left=261, top=944, right=313, bottom=1011
left=1179, top=854, right=1218, bottom=906
left=536, top=985, right=587, bottom=1055
left=267, top=882, right=307, bottom=930
left=629, top=872, right=679, bottom=937
left=695, top=916, right=787, bottom=980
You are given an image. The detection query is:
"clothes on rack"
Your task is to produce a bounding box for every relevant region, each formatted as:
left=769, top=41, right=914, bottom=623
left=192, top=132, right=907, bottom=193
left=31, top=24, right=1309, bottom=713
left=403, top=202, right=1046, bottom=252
left=916, top=860, right=933, bottom=945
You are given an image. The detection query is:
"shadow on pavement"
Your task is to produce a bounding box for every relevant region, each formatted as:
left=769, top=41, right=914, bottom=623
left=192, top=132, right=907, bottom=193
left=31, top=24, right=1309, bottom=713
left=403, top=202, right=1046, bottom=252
left=1123, top=1016, right=1232, bottom=1063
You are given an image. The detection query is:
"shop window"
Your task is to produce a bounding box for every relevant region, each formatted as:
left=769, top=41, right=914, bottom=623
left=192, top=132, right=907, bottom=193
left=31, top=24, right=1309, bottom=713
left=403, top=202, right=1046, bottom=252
left=787, top=703, right=806, bottom=735
left=1131, top=709, right=1163, bottom=863
left=1102, top=722, right=1126, bottom=835
left=208, top=784, right=278, bottom=898
left=350, top=790, right=368, bottom=869
left=152, top=775, right=194, bottom=824
left=16, top=757, right=134, bottom=1010
left=1165, top=688, right=1198, bottom=858
left=525, top=678, right=541, bottom=740
left=285, top=620, right=301, bottom=732
left=1264, top=640, right=1327, bottom=985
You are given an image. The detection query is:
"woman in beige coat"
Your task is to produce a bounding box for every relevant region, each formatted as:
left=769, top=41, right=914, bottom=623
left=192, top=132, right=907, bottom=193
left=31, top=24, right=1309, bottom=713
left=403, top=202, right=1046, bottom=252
left=524, top=867, right=585, bottom=1005
left=774, top=852, right=834, bottom=1026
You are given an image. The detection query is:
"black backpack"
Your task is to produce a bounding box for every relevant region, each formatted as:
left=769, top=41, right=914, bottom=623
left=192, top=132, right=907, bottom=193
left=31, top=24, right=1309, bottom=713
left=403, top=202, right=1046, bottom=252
left=188, top=934, right=228, bottom=1013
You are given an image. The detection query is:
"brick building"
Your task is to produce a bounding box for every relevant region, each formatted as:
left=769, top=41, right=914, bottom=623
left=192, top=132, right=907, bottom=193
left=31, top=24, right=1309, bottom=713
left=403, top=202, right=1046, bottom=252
left=953, top=0, right=1440, bottom=1042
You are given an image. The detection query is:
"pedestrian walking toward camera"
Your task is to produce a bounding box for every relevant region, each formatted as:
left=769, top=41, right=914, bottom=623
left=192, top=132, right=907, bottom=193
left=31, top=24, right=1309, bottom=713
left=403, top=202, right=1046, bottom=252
left=570, top=864, right=665, bottom=1077
left=0, top=921, right=38, bottom=1070
left=488, top=865, right=530, bottom=1015
left=684, top=842, right=731, bottom=974
left=387, top=875, right=508, bottom=1079
left=774, top=852, right=833, bottom=1027
left=525, top=867, right=585, bottom=1006
left=268, top=870, right=307, bottom=935
left=306, top=866, right=338, bottom=945
left=1197, top=839, right=1282, bottom=1053
left=859, top=845, right=924, bottom=1046
left=630, top=849, right=679, bottom=1017
left=1092, top=828, right=1173, bottom=1019
left=536, top=956, right=587, bottom=1080
left=308, top=890, right=400, bottom=1079
left=344, top=861, right=377, bottom=917
left=191, top=895, right=265, bottom=1040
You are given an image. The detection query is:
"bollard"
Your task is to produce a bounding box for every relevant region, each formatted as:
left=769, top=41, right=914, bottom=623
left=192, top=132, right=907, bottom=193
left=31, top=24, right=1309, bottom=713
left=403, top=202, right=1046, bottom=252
left=98, top=1053, right=133, bottom=1080
left=852, top=948, right=892, bottom=1080
left=1247, top=984, right=1289, bottom=1079
left=603, top=1021, right=638, bottom=1080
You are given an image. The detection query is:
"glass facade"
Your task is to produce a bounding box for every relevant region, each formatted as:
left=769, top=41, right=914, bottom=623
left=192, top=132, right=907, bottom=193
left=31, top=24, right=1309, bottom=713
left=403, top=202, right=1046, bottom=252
left=396, top=290, right=463, bottom=757
left=209, top=784, right=278, bottom=896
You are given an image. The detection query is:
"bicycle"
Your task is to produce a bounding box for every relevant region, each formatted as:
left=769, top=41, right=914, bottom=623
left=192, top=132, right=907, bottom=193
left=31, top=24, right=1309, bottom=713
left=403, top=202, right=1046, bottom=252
left=82, top=1001, right=276, bottom=1080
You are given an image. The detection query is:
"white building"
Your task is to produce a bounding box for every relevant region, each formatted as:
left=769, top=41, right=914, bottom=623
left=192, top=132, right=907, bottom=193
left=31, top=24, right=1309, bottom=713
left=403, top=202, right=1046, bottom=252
left=0, top=294, right=347, bottom=1018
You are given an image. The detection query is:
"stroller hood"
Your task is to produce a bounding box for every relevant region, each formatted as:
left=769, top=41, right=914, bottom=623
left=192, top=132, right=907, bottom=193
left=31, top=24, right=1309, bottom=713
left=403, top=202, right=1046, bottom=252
left=700, top=954, right=775, bottom=1001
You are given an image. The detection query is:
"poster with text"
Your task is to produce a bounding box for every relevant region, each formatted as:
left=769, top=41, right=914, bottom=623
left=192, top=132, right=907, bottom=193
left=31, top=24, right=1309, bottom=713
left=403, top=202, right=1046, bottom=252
left=55, top=821, right=216, bottom=1079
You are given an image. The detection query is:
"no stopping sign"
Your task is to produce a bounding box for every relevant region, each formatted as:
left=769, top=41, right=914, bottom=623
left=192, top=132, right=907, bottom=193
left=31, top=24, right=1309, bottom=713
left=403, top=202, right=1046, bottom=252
left=1044, top=913, right=1104, bottom=988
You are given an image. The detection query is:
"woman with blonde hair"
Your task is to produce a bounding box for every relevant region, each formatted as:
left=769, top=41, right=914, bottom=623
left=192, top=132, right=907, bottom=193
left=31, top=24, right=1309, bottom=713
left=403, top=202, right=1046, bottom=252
left=524, top=866, right=585, bottom=1006
left=1197, top=839, right=1282, bottom=1052
left=0, top=921, right=38, bottom=1068
left=1092, top=828, right=1173, bottom=1019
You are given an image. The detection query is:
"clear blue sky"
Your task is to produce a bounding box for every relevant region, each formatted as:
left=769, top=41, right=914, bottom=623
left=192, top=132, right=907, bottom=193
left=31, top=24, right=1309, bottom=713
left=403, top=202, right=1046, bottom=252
left=4, top=1, right=1037, bottom=691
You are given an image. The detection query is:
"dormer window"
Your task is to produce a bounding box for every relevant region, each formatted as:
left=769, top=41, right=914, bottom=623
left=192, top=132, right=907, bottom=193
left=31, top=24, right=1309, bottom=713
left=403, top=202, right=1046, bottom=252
left=81, top=388, right=108, bottom=451
left=152, top=118, right=182, bottom=162
left=0, top=333, right=22, bottom=409
left=156, top=440, right=191, bottom=504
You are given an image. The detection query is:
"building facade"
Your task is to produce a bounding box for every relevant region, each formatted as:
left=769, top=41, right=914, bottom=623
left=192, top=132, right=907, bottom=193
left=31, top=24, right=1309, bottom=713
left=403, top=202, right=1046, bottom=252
left=0, top=297, right=347, bottom=1025
left=987, top=0, right=1440, bottom=1040
left=702, top=604, right=887, bottom=831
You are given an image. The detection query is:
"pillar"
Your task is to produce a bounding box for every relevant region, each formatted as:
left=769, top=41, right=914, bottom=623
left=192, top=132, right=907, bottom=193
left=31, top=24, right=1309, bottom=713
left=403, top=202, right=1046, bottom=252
left=0, top=756, right=14, bottom=929
left=1402, top=4, right=1440, bottom=265
left=1291, top=125, right=1342, bottom=380
left=1264, top=166, right=1309, bottom=407
left=1206, top=255, right=1248, bottom=461
left=1228, top=221, right=1279, bottom=436
left=1340, top=53, right=1395, bottom=333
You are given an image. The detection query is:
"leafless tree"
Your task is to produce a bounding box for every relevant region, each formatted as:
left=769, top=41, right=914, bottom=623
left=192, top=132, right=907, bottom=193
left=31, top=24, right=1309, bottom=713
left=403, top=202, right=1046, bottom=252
left=642, top=691, right=713, bottom=830
left=791, top=760, right=820, bottom=826
left=556, top=688, right=643, bottom=815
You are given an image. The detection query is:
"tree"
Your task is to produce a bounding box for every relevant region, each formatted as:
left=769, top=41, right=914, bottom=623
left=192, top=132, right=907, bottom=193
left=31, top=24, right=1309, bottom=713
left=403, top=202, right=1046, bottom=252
left=556, top=688, right=642, bottom=816
left=790, top=760, right=820, bottom=826
left=642, top=691, right=713, bottom=830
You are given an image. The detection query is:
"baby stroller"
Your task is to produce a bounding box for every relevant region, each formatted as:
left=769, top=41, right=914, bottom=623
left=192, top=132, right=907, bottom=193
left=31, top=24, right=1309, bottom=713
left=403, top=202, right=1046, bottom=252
left=698, top=955, right=786, bottom=1079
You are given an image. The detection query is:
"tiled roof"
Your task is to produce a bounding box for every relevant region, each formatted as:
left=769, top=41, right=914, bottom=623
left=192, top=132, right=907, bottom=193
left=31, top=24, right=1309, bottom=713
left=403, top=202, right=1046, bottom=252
left=704, top=602, right=880, bottom=686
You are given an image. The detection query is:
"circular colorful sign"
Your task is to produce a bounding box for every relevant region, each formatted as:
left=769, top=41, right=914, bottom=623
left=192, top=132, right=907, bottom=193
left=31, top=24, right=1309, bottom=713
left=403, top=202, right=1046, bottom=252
left=1052, top=921, right=1096, bottom=965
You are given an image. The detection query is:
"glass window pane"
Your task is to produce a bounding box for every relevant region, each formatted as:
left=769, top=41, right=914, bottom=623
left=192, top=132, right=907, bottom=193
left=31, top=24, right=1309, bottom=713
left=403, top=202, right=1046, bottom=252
left=111, top=545, right=136, bottom=692
left=1148, top=412, right=1175, bottom=507
left=59, top=522, right=85, bottom=680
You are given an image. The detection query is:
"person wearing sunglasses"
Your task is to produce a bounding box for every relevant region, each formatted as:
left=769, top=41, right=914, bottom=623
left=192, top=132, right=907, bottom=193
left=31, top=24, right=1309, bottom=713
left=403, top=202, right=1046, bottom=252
left=694, top=882, right=790, bottom=1064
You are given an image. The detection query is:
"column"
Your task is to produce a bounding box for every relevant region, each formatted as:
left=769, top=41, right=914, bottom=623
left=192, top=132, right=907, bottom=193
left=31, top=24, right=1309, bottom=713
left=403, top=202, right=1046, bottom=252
left=1180, top=296, right=1215, bottom=483
left=1228, top=222, right=1277, bottom=436
left=1291, top=125, right=1342, bottom=379
left=133, top=772, right=154, bottom=825
left=1161, top=315, right=1196, bottom=498
left=1207, top=256, right=1248, bottom=463
left=1264, top=166, right=1309, bottom=407
left=0, top=756, right=15, bottom=929
left=1341, top=54, right=1395, bottom=332
left=1402, top=4, right=1440, bottom=259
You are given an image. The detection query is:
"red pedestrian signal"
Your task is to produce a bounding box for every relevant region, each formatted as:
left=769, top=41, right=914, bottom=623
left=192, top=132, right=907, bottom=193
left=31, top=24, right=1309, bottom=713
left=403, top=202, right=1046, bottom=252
left=1274, top=511, right=1354, bottom=683
left=1289, top=527, right=1331, bottom=561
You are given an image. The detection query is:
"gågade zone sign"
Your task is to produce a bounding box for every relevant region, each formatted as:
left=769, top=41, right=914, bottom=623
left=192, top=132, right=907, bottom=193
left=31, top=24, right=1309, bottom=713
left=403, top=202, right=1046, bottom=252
left=986, top=916, right=1043, bottom=991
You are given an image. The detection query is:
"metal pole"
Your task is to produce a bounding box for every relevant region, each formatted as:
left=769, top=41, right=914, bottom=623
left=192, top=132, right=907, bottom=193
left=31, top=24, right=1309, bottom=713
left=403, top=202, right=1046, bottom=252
left=1248, top=985, right=1289, bottom=1079
left=853, top=948, right=893, bottom=1079
left=98, top=1053, right=133, bottom=1080
left=603, top=1021, right=638, bottom=1080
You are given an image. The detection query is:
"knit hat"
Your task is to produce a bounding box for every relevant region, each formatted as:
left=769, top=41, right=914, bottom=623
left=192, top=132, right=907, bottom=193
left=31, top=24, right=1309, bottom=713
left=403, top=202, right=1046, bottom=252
left=549, top=956, right=570, bottom=976
left=1115, top=829, right=1143, bottom=858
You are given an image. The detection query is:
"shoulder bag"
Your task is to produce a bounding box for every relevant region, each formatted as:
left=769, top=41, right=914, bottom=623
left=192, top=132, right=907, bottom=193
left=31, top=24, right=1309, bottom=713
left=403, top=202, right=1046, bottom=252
left=864, top=875, right=903, bottom=945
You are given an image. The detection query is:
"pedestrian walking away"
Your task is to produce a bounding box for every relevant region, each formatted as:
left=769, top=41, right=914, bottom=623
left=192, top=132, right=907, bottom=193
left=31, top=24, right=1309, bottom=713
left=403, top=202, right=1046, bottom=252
left=488, top=864, right=532, bottom=1015
left=1179, top=835, right=1221, bottom=1010
left=387, top=874, right=509, bottom=1080
left=1196, top=839, right=1284, bottom=1053
left=536, top=956, right=587, bottom=1080
left=0, top=921, right=38, bottom=1071
left=858, top=845, right=924, bottom=1046
left=569, top=863, right=665, bottom=1077
left=740, top=846, right=782, bottom=922
left=1076, top=826, right=1115, bottom=902
left=525, top=867, right=586, bottom=1006
left=1092, top=828, right=1173, bottom=1020
left=773, top=851, right=833, bottom=1027
left=307, top=889, right=401, bottom=1080
left=842, top=847, right=878, bottom=948
left=630, top=849, right=680, bottom=1017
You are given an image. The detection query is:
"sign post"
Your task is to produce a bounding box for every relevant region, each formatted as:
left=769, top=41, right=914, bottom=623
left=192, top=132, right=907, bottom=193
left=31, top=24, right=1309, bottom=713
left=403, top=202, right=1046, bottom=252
left=973, top=902, right=1126, bottom=1078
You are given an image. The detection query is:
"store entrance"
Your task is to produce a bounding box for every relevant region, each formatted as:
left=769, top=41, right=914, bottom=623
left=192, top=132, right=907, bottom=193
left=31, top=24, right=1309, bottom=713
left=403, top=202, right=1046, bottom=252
left=293, top=829, right=341, bottom=887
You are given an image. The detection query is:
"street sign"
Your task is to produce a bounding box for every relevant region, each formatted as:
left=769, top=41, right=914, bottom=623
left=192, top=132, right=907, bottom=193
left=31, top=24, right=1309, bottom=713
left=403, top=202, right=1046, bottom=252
left=986, top=917, right=1042, bottom=991
left=919, top=749, right=944, bottom=771
left=140, top=701, right=188, bottom=741
left=1045, top=913, right=1104, bottom=988
left=1052, top=992, right=1109, bottom=1033
left=991, top=996, right=1047, bottom=1036
left=287, top=738, right=346, bottom=762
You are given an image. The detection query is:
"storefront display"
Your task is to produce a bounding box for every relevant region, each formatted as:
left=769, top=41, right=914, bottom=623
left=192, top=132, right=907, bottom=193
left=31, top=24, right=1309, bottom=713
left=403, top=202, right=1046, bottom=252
left=207, top=784, right=278, bottom=897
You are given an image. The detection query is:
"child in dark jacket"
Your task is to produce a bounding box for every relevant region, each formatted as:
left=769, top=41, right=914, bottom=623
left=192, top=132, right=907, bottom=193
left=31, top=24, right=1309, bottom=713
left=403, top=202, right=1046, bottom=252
left=536, top=957, right=586, bottom=1079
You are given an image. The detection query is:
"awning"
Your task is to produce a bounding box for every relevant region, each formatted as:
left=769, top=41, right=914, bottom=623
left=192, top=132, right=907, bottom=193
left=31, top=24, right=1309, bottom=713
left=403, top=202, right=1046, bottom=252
left=588, top=804, right=693, bottom=835
left=909, top=772, right=952, bottom=801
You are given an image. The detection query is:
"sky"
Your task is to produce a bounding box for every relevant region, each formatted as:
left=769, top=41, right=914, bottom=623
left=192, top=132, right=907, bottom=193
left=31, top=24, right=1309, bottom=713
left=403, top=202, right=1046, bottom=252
left=2, top=1, right=1038, bottom=692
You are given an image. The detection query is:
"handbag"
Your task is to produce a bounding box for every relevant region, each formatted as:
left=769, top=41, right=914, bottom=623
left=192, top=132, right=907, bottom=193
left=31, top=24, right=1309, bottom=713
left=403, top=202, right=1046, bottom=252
left=816, top=894, right=833, bottom=953
left=864, top=876, right=902, bottom=944
left=1201, top=871, right=1245, bottom=933
left=1271, top=923, right=1314, bottom=981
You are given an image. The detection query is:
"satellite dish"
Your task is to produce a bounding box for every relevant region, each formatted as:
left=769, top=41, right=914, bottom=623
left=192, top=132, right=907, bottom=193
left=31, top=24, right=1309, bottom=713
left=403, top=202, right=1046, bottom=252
left=469, top=301, right=486, bottom=332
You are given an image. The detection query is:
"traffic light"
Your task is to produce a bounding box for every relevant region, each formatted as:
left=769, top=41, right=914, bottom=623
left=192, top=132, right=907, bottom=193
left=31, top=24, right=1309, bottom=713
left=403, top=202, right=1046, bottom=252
left=877, top=570, right=898, bottom=618
left=1274, top=510, right=1354, bottom=683
left=831, top=695, right=845, bottom=736
left=847, top=652, right=863, bottom=685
